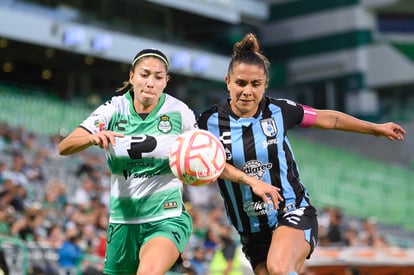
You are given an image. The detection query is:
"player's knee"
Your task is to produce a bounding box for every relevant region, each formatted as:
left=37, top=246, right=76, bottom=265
left=136, top=264, right=164, bottom=275
left=266, top=260, right=297, bottom=275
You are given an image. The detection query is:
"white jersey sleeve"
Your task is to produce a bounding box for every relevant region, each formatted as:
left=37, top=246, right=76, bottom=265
left=80, top=99, right=117, bottom=134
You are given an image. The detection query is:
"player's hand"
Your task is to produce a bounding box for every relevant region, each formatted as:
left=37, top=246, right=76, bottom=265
left=91, top=131, right=124, bottom=149
left=247, top=177, right=283, bottom=209
left=220, top=164, right=283, bottom=209
left=374, top=122, right=406, bottom=141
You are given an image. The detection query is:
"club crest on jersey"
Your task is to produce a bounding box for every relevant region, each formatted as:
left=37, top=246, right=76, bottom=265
left=158, top=115, right=172, bottom=133
left=260, top=118, right=277, bottom=137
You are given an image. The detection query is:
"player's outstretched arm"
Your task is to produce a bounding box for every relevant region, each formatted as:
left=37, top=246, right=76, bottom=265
left=313, top=109, right=406, bottom=141
left=220, top=163, right=283, bottom=209
left=58, top=127, right=124, bottom=155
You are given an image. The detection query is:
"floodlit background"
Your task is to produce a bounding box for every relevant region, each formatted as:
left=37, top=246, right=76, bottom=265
left=1, top=0, right=414, bottom=274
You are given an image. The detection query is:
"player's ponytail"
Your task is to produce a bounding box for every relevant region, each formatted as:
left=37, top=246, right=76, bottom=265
left=115, top=81, right=131, bottom=93
left=227, top=33, right=270, bottom=80
left=232, top=32, right=260, bottom=56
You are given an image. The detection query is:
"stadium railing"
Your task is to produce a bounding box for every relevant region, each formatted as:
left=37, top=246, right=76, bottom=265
left=0, top=236, right=104, bottom=275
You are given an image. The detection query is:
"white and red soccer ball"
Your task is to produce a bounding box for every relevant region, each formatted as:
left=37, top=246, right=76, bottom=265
left=169, top=129, right=226, bottom=186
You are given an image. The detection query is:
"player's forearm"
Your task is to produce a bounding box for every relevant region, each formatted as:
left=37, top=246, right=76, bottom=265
left=314, top=110, right=375, bottom=134
left=220, top=163, right=251, bottom=186
left=58, top=128, right=95, bottom=155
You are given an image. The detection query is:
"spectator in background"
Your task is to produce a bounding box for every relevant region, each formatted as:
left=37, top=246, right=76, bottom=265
left=95, top=232, right=106, bottom=259
left=0, top=122, right=9, bottom=152
left=72, top=176, right=97, bottom=211
left=10, top=202, right=45, bottom=242
left=0, top=177, right=20, bottom=211
left=185, top=207, right=209, bottom=254
left=21, top=132, right=37, bottom=156
left=5, top=127, right=24, bottom=153
left=6, top=151, right=41, bottom=209
left=44, top=134, right=63, bottom=159
left=204, top=228, right=220, bottom=262
left=97, top=168, right=111, bottom=211
left=42, top=180, right=68, bottom=223
left=326, top=209, right=344, bottom=243
left=185, top=183, right=221, bottom=211
left=42, top=223, right=65, bottom=249
left=24, top=151, right=46, bottom=185
left=189, top=247, right=208, bottom=275
left=317, top=207, right=332, bottom=240
left=219, top=225, right=237, bottom=275
left=58, top=227, right=83, bottom=274
left=0, top=161, right=8, bottom=184
left=0, top=246, right=9, bottom=275
left=359, top=217, right=390, bottom=248
left=7, top=152, right=29, bottom=189
left=320, top=208, right=345, bottom=246
left=0, top=206, right=12, bottom=236
left=0, top=176, right=30, bottom=213
left=344, top=224, right=361, bottom=247
left=74, top=155, right=96, bottom=179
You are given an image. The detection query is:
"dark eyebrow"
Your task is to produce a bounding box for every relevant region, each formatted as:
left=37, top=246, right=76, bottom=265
left=138, top=68, right=166, bottom=75
left=236, top=78, right=263, bottom=84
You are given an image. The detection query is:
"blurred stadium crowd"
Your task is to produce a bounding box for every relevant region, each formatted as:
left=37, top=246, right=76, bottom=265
left=0, top=120, right=407, bottom=275
left=2, top=1, right=414, bottom=274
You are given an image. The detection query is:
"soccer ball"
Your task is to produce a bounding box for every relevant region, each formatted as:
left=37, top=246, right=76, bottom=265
left=169, top=129, right=226, bottom=186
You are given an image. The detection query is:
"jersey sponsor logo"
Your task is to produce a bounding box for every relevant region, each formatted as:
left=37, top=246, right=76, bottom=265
left=243, top=200, right=275, bottom=217
left=122, top=170, right=160, bottom=180
left=115, top=119, right=128, bottom=131
left=127, top=135, right=157, bottom=159
left=220, top=131, right=232, bottom=145
left=94, top=119, right=106, bottom=131
left=262, top=138, right=278, bottom=149
left=219, top=131, right=233, bottom=160
left=260, top=118, right=277, bottom=137
left=280, top=98, right=298, bottom=106
left=241, top=160, right=272, bottom=180
left=158, top=115, right=172, bottom=133
left=224, top=147, right=232, bottom=161
left=164, top=201, right=178, bottom=209
left=110, top=135, right=158, bottom=159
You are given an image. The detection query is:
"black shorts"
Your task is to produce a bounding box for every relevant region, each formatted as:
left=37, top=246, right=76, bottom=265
left=239, top=206, right=318, bottom=270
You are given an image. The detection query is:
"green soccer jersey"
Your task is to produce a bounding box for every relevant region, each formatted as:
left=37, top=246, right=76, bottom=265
left=80, top=91, right=197, bottom=224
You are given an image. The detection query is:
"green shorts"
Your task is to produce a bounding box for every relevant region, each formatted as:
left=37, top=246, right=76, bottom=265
left=103, top=211, right=192, bottom=275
